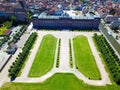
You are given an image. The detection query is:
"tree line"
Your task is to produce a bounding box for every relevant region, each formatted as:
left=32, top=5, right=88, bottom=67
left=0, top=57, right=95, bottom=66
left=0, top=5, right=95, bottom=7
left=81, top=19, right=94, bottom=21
left=8, top=32, right=37, bottom=79
left=93, top=33, right=120, bottom=85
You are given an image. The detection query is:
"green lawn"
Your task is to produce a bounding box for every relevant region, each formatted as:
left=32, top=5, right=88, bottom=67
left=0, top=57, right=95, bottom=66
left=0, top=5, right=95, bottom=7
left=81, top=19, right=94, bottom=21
left=28, top=34, right=57, bottom=77
left=1, top=73, right=120, bottom=90
left=73, top=35, right=101, bottom=80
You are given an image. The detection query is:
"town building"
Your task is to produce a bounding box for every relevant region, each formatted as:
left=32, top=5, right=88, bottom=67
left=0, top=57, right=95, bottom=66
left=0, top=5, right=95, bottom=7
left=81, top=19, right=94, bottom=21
left=105, top=15, right=119, bottom=23
left=0, top=0, right=27, bottom=21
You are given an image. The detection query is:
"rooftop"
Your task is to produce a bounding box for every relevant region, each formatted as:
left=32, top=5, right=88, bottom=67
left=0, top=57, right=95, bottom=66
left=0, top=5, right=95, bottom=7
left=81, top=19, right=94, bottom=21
left=33, top=10, right=100, bottom=20
left=3, top=30, right=11, bottom=35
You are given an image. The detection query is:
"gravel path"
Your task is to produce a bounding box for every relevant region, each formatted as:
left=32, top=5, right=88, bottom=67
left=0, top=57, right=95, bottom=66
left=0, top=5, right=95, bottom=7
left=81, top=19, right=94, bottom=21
left=59, top=33, right=71, bottom=70
left=14, top=31, right=111, bottom=86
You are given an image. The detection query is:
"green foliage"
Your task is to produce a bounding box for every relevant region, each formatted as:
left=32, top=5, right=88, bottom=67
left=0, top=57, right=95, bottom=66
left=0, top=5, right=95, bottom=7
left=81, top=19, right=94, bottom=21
left=2, top=73, right=120, bottom=90
left=9, top=25, right=26, bottom=44
left=25, top=10, right=33, bottom=22
left=0, top=36, right=8, bottom=47
left=73, top=35, right=101, bottom=80
left=0, top=21, right=12, bottom=35
left=93, top=33, right=120, bottom=85
left=3, top=21, right=12, bottom=28
left=69, top=39, right=73, bottom=68
left=11, top=16, right=16, bottom=22
left=28, top=35, right=57, bottom=77
left=56, top=39, right=61, bottom=68
left=8, top=32, right=37, bottom=79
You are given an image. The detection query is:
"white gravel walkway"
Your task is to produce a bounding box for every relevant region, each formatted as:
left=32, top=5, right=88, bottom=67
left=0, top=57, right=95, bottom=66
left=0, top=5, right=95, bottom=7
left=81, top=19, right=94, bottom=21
left=59, top=33, right=71, bottom=70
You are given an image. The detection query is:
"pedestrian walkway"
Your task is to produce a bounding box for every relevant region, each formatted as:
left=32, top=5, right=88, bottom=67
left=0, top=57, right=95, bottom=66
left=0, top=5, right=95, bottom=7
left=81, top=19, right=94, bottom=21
left=59, top=35, right=70, bottom=70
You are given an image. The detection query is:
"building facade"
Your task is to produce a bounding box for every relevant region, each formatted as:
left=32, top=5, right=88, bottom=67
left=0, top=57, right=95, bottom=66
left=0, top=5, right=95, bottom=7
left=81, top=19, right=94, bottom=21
left=31, top=17, right=100, bottom=30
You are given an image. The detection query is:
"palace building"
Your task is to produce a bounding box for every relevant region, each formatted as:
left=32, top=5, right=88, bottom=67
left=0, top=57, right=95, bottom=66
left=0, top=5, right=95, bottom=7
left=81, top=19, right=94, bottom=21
left=31, top=10, right=100, bottom=30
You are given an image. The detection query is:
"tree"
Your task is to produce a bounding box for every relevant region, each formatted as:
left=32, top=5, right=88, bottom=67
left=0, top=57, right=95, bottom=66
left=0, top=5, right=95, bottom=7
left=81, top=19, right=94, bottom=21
left=11, top=16, right=16, bottom=22
left=112, top=26, right=119, bottom=32
left=26, top=10, right=33, bottom=22
left=115, top=74, right=120, bottom=85
left=11, top=16, right=17, bottom=25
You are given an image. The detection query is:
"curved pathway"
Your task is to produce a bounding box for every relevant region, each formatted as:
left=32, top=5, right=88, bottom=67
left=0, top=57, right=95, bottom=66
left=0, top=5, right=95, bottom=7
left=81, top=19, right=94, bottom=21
left=14, top=31, right=111, bottom=86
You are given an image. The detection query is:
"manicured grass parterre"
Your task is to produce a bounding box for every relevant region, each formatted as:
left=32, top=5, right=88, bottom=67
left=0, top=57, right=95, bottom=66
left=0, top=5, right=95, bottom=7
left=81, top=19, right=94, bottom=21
left=28, top=34, right=57, bottom=77
left=1, top=73, right=120, bottom=90
left=73, top=35, right=101, bottom=80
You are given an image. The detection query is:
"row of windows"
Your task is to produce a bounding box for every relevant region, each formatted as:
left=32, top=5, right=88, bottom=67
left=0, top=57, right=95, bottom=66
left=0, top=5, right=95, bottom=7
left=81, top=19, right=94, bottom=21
left=32, top=19, right=100, bottom=30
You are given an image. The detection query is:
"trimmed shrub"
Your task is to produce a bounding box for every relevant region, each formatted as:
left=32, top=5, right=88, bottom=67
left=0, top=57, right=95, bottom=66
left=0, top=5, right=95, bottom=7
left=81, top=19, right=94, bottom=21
left=56, top=39, right=61, bottom=68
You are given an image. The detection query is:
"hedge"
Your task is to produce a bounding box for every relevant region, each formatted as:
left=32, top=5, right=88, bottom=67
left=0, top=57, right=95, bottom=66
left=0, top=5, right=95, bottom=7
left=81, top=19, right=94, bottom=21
left=69, top=39, right=73, bottom=68
left=56, top=39, right=61, bottom=68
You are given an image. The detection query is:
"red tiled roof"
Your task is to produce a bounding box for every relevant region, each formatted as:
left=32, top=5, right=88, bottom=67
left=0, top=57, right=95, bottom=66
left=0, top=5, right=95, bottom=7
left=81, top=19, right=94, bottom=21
left=3, top=30, right=11, bottom=35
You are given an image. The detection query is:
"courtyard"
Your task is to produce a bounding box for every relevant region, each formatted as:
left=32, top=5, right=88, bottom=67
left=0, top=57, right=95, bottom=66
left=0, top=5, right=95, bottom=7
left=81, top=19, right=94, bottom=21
left=13, top=31, right=110, bottom=83
left=1, top=30, right=119, bottom=90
